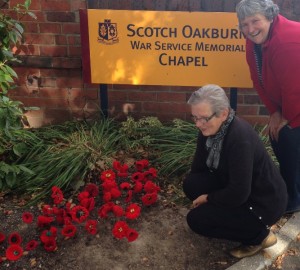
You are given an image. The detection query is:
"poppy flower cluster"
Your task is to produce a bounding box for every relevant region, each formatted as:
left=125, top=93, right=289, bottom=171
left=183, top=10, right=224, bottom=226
left=0, top=159, right=160, bottom=264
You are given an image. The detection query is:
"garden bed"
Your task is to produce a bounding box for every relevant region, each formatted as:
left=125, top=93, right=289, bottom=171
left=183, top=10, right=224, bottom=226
left=0, top=191, right=240, bottom=270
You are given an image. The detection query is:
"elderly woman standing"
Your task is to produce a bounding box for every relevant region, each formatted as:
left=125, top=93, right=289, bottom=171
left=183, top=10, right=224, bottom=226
left=236, top=0, right=300, bottom=213
left=183, top=84, right=287, bottom=258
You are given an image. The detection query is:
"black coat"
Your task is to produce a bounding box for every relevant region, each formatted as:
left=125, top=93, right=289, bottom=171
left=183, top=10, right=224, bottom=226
left=190, top=116, right=288, bottom=226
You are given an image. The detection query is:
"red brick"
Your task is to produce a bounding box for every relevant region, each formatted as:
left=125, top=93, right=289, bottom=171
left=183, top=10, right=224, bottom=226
left=39, top=23, right=62, bottom=34
left=111, top=84, right=140, bottom=90
left=9, top=0, right=41, bottom=10
left=40, top=77, right=57, bottom=88
left=62, top=23, right=81, bottom=34
left=83, top=83, right=98, bottom=90
left=56, top=77, right=84, bottom=88
left=240, top=116, right=269, bottom=127
left=143, top=101, right=189, bottom=114
left=108, top=91, right=128, bottom=101
left=128, top=91, right=157, bottom=102
left=23, top=22, right=39, bottom=33
left=8, top=86, right=38, bottom=97
left=68, top=46, right=82, bottom=57
left=157, top=92, right=186, bottom=102
left=24, top=33, right=55, bottom=45
left=14, top=44, right=40, bottom=56
left=52, top=57, right=82, bottom=68
left=40, top=45, right=68, bottom=57
left=41, top=68, right=82, bottom=78
left=27, top=0, right=41, bottom=10
left=55, top=35, right=68, bottom=45
left=67, top=35, right=81, bottom=46
left=40, top=0, right=71, bottom=11
left=70, top=0, right=87, bottom=11
left=21, top=11, right=45, bottom=22
left=46, top=11, right=76, bottom=22
left=243, top=95, right=263, bottom=105
left=236, top=105, right=259, bottom=115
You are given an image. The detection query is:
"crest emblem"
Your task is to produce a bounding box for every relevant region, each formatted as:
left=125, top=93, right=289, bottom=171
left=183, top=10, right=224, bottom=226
left=98, top=19, right=119, bottom=45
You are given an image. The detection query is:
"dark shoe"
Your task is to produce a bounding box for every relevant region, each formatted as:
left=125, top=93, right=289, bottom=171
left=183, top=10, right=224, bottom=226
left=230, top=231, right=277, bottom=259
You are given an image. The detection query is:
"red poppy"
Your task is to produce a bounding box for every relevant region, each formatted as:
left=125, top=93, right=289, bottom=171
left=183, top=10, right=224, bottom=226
left=84, top=183, right=99, bottom=197
left=85, top=220, right=98, bottom=235
left=8, top=232, right=22, bottom=245
left=100, top=170, right=116, bottom=182
left=80, top=197, right=95, bottom=212
left=42, top=205, right=54, bottom=216
left=25, top=240, right=39, bottom=251
left=120, top=182, right=131, bottom=190
left=112, top=205, right=124, bottom=217
left=113, top=161, right=129, bottom=177
left=78, top=191, right=89, bottom=201
left=40, top=226, right=57, bottom=244
left=98, top=203, right=113, bottom=218
left=61, top=224, right=77, bottom=238
left=135, top=159, right=149, bottom=171
left=112, top=160, right=122, bottom=171
left=143, top=168, right=157, bottom=181
left=54, top=208, right=67, bottom=225
left=6, top=244, right=23, bottom=261
left=112, top=221, right=129, bottom=239
left=125, top=203, right=141, bottom=220
left=37, top=215, right=55, bottom=228
left=110, top=188, right=121, bottom=199
left=51, top=186, right=64, bottom=204
left=22, top=212, right=34, bottom=224
left=101, top=179, right=117, bottom=191
left=43, top=238, right=57, bottom=252
left=126, top=228, right=139, bottom=242
left=141, top=192, right=158, bottom=206
left=103, top=192, right=112, bottom=202
left=125, top=190, right=133, bottom=203
left=144, top=181, right=161, bottom=193
left=71, top=205, right=89, bottom=223
left=133, top=181, right=143, bottom=193
left=0, top=232, right=5, bottom=243
left=64, top=216, right=72, bottom=225
left=131, top=172, right=145, bottom=182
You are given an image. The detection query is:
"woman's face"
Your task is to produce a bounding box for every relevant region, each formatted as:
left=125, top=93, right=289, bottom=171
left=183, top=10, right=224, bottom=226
left=191, top=102, right=229, bottom=137
left=240, top=13, right=273, bottom=44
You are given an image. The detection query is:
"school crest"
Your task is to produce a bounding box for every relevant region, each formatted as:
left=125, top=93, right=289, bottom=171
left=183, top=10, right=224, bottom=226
left=98, top=19, right=119, bottom=45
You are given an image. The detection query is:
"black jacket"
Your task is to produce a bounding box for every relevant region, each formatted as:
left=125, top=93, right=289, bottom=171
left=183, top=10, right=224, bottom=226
left=191, top=117, right=288, bottom=226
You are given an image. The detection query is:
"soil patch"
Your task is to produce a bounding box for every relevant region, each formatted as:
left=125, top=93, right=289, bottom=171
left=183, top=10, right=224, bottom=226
left=0, top=192, right=241, bottom=270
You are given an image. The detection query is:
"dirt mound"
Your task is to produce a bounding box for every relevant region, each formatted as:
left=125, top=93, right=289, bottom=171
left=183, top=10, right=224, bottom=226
left=0, top=193, right=239, bottom=270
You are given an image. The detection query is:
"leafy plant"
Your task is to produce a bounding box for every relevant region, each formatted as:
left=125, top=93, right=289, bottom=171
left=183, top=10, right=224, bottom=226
left=0, top=0, right=37, bottom=191
left=15, top=119, right=128, bottom=202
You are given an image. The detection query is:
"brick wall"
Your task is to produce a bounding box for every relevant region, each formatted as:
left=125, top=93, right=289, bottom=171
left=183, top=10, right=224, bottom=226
left=2, top=0, right=300, bottom=127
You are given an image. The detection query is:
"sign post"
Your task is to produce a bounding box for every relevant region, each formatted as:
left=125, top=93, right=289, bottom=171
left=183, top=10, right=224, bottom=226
left=79, top=9, right=252, bottom=114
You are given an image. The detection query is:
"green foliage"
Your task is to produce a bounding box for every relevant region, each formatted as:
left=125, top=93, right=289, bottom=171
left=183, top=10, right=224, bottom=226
left=15, top=119, right=128, bottom=202
left=0, top=0, right=37, bottom=191
left=119, top=116, right=163, bottom=151
left=0, top=114, right=278, bottom=205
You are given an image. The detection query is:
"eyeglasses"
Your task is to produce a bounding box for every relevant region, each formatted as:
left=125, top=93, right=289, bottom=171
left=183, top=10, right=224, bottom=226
left=191, top=112, right=216, bottom=124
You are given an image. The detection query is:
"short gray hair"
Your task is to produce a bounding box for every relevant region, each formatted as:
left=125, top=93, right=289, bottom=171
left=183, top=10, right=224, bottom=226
left=187, top=84, right=230, bottom=116
left=236, top=0, right=279, bottom=24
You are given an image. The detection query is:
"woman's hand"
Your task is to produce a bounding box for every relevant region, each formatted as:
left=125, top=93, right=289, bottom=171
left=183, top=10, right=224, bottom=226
left=268, top=111, right=288, bottom=141
left=192, top=194, right=208, bottom=208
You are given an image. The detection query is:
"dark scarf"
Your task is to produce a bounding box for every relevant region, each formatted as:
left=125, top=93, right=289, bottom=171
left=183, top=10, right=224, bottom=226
left=205, top=109, right=235, bottom=170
